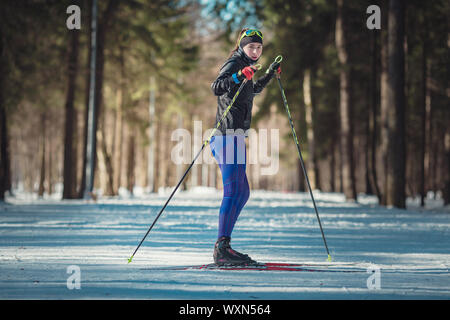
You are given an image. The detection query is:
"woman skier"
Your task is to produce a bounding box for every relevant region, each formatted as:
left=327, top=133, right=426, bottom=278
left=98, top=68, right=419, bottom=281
left=210, top=28, right=281, bottom=265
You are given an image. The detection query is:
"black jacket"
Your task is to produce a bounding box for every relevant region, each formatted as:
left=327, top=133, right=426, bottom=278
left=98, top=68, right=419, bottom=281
left=211, top=47, right=275, bottom=136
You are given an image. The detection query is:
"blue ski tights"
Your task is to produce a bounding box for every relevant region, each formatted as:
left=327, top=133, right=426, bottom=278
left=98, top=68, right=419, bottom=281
left=210, top=135, right=250, bottom=239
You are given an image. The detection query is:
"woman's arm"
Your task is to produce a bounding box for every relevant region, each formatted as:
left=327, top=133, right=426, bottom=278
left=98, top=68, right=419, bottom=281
left=253, top=72, right=275, bottom=94
left=210, top=59, right=241, bottom=96
left=253, top=60, right=281, bottom=94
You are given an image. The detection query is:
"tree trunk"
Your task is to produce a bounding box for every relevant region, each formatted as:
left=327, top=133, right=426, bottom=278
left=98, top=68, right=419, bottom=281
left=335, top=0, right=356, bottom=201
left=329, top=129, right=337, bottom=192
left=158, top=121, right=169, bottom=190
left=386, top=0, right=406, bottom=208
left=337, top=135, right=343, bottom=193
left=419, top=35, right=428, bottom=206
left=91, top=0, right=119, bottom=190
left=303, top=69, right=317, bottom=190
left=177, top=113, right=187, bottom=190
left=424, top=78, right=432, bottom=198
left=153, top=115, right=161, bottom=193
left=78, top=0, right=92, bottom=198
left=364, top=79, right=373, bottom=195
left=0, top=105, right=8, bottom=201
left=209, top=162, right=217, bottom=188
left=38, top=113, right=46, bottom=198
left=443, top=126, right=450, bottom=205
left=296, top=85, right=306, bottom=192
left=126, top=126, right=136, bottom=194
left=113, top=88, right=124, bottom=194
left=369, top=28, right=382, bottom=201
left=113, top=88, right=123, bottom=194
left=113, top=46, right=125, bottom=194
left=80, top=0, right=119, bottom=197
left=429, top=103, right=438, bottom=197
left=190, top=117, right=200, bottom=188
left=147, top=73, right=156, bottom=192
left=47, top=128, right=53, bottom=195
left=0, top=26, right=11, bottom=201
left=379, top=0, right=389, bottom=205
left=63, top=25, right=80, bottom=199
left=98, top=113, right=114, bottom=196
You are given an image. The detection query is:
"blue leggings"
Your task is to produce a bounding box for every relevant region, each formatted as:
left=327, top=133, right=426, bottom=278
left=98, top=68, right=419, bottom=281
left=210, top=135, right=250, bottom=239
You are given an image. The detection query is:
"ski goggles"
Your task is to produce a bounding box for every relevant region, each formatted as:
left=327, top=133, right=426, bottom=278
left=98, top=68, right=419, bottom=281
left=239, top=29, right=263, bottom=42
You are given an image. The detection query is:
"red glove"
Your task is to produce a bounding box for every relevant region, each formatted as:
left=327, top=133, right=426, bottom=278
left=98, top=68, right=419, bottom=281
left=238, top=66, right=255, bottom=80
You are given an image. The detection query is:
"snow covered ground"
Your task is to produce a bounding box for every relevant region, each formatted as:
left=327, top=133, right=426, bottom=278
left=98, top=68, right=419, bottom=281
left=0, top=188, right=449, bottom=300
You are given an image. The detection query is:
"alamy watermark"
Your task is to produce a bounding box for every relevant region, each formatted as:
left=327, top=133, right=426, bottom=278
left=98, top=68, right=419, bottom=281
left=66, top=4, right=381, bottom=31
left=171, top=121, right=279, bottom=176
left=66, top=265, right=81, bottom=290
left=366, top=265, right=381, bottom=290
left=366, top=5, right=381, bottom=30
left=66, top=5, right=81, bottom=30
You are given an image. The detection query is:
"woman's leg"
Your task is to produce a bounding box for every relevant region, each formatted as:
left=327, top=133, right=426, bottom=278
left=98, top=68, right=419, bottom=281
left=217, top=161, right=240, bottom=238
left=211, top=135, right=249, bottom=238
left=229, top=172, right=250, bottom=234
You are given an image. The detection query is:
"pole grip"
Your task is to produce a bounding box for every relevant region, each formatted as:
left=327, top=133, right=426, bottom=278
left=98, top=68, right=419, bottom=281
left=251, top=63, right=262, bottom=71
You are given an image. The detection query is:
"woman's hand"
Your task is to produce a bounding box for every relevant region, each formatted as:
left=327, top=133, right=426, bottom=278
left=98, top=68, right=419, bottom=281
left=238, top=66, right=255, bottom=80
left=232, top=65, right=261, bottom=84
left=266, top=60, right=281, bottom=75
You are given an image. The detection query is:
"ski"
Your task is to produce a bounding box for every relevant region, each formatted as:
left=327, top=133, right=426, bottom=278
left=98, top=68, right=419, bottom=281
left=140, top=262, right=365, bottom=273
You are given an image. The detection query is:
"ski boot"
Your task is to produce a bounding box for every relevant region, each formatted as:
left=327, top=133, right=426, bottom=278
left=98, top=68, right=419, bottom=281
left=213, top=236, right=256, bottom=266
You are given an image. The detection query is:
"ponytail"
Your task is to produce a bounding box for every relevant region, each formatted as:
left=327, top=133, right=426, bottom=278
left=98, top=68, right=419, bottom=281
left=227, top=28, right=249, bottom=59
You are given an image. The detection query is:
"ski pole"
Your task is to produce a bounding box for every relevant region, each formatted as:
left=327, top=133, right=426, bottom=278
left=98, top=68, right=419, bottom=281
left=128, top=64, right=262, bottom=263
left=274, top=57, right=332, bottom=262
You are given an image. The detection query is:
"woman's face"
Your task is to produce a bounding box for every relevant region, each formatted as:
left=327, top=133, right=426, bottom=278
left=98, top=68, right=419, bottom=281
left=242, top=42, right=263, bottom=61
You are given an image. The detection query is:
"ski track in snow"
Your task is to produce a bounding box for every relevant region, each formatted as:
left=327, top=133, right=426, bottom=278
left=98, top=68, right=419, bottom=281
left=0, top=189, right=449, bottom=299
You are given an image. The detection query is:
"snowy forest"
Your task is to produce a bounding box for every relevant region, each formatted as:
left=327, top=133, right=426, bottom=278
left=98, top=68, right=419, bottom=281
left=0, top=0, right=449, bottom=209
left=0, top=0, right=449, bottom=302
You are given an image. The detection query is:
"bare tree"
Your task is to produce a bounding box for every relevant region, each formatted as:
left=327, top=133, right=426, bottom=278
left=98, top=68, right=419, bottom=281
left=385, top=0, right=406, bottom=208
left=0, top=26, right=11, bottom=200
left=335, top=0, right=356, bottom=201
left=63, top=25, right=80, bottom=199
